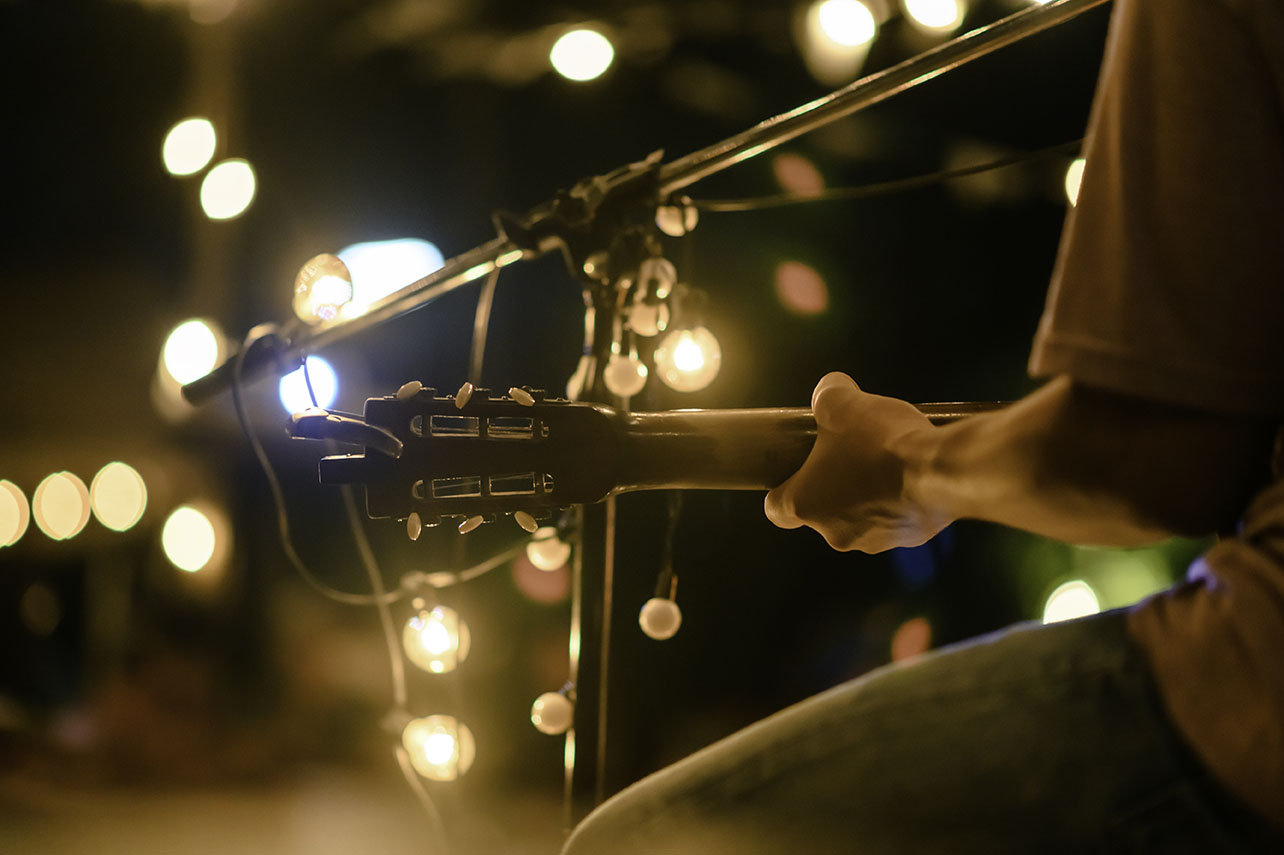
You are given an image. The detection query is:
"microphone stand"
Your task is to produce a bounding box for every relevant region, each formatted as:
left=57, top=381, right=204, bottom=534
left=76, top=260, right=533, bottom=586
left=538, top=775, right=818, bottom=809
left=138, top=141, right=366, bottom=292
left=179, top=0, right=1109, bottom=827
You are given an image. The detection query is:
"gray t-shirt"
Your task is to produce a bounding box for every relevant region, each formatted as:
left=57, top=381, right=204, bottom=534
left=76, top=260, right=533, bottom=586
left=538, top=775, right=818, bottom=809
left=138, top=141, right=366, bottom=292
left=1029, top=0, right=1284, bottom=829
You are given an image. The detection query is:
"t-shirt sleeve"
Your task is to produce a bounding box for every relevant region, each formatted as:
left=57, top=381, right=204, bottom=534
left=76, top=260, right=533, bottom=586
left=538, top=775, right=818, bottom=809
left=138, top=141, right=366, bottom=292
left=1029, top=0, right=1284, bottom=415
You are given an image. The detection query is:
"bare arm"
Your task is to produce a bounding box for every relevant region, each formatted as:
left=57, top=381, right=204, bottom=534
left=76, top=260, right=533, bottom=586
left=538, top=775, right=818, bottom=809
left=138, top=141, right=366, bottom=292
left=764, top=372, right=1276, bottom=552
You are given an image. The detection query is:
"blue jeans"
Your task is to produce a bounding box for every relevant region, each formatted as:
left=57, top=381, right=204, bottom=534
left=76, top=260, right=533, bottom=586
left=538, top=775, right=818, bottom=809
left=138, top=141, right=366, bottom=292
left=563, top=611, right=1282, bottom=854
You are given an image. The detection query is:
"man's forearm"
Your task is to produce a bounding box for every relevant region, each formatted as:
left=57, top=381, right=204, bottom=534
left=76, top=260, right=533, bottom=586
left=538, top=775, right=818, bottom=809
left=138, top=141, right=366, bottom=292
left=899, top=375, right=1277, bottom=547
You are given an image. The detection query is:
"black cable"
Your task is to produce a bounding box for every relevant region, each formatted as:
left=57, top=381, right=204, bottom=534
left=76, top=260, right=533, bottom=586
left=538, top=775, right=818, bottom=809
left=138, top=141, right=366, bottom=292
left=691, top=138, right=1083, bottom=212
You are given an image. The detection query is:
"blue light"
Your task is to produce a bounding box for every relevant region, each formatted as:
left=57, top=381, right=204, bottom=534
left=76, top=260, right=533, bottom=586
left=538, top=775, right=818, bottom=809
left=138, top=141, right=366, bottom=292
left=336, top=238, right=445, bottom=316
left=279, top=356, right=338, bottom=413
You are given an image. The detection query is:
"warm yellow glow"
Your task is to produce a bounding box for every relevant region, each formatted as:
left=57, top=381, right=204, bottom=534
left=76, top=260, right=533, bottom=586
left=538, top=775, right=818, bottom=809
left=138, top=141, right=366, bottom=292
left=200, top=158, right=257, bottom=221
left=0, top=480, right=30, bottom=547
left=1042, top=579, right=1101, bottom=624
left=33, top=472, right=90, bottom=541
left=1065, top=157, right=1086, bottom=206
left=403, top=606, right=471, bottom=674
left=162, top=319, right=222, bottom=386
left=903, top=0, right=966, bottom=32
left=402, top=715, right=476, bottom=781
left=293, top=254, right=354, bottom=324
left=90, top=462, right=147, bottom=532
left=775, top=261, right=830, bottom=316
left=162, top=505, right=218, bottom=572
left=653, top=327, right=722, bottom=392
left=550, top=29, right=615, bottom=81
left=162, top=117, right=217, bottom=177
left=526, top=527, right=572, bottom=571
left=816, top=0, right=877, bottom=46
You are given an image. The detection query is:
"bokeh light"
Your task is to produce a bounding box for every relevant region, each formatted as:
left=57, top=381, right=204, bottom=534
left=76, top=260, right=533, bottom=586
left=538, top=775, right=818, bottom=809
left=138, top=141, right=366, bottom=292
left=161, top=117, right=217, bottom=176
left=1065, top=157, right=1086, bottom=206
left=403, top=606, right=471, bottom=674
left=527, top=527, right=572, bottom=571
left=199, top=158, right=257, bottom=220
left=1, top=480, right=30, bottom=547
left=89, top=462, right=147, bottom=532
left=903, top=0, right=966, bottom=32
left=772, top=152, right=825, bottom=197
left=890, top=616, right=932, bottom=661
left=336, top=238, right=445, bottom=319
left=1042, top=579, right=1101, bottom=624
left=162, top=318, right=223, bottom=386
left=32, top=472, right=90, bottom=541
left=162, top=504, right=224, bottom=573
left=512, top=554, right=571, bottom=604
left=402, top=715, right=476, bottom=781
left=775, top=261, right=830, bottom=316
left=549, top=29, right=615, bottom=81
left=816, top=0, right=877, bottom=47
left=279, top=356, right=338, bottom=413
left=292, top=253, right=354, bottom=324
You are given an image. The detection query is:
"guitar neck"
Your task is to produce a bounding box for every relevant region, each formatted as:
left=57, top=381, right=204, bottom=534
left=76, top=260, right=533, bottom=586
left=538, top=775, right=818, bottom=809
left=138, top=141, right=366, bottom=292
left=613, top=403, right=1001, bottom=494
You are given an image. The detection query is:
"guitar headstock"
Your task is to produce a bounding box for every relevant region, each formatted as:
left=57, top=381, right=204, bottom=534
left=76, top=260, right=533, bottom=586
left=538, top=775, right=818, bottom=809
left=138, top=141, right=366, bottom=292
left=297, top=383, right=622, bottom=529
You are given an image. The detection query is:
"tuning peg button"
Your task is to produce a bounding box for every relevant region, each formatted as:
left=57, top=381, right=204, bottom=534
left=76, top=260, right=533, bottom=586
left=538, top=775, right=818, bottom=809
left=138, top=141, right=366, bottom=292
left=458, top=515, right=485, bottom=534
left=513, top=511, right=538, bottom=533
left=397, top=381, right=424, bottom=400
left=407, top=513, right=423, bottom=541
left=508, top=387, right=535, bottom=407
left=455, top=382, right=475, bottom=409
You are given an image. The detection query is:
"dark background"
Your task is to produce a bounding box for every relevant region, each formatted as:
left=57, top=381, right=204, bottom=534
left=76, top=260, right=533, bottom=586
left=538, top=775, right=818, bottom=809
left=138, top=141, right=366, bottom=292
left=0, top=1, right=1199, bottom=852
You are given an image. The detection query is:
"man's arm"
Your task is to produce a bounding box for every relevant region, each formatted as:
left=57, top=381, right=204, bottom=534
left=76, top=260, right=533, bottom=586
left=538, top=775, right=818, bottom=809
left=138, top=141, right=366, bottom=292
left=764, top=372, right=1277, bottom=553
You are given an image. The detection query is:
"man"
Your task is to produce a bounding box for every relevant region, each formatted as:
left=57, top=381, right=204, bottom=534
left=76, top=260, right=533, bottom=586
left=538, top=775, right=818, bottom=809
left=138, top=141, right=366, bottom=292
left=565, top=0, right=1284, bottom=850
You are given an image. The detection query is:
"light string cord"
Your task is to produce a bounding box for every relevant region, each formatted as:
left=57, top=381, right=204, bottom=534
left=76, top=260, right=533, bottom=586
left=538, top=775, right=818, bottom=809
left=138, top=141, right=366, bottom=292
left=469, top=264, right=502, bottom=384
left=690, top=138, right=1083, bottom=212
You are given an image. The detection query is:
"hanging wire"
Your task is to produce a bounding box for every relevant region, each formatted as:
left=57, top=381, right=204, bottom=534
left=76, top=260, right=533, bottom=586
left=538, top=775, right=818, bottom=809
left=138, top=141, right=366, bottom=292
left=469, top=264, right=502, bottom=384
left=690, top=138, right=1083, bottom=212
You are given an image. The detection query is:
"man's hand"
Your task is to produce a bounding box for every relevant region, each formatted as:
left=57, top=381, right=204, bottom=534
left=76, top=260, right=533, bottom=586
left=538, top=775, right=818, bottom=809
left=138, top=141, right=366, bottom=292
left=764, top=372, right=950, bottom=553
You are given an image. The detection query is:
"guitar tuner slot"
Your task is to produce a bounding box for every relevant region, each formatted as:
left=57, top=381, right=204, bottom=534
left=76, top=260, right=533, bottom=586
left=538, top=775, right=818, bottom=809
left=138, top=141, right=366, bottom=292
left=426, top=414, right=481, bottom=437
left=486, top=415, right=536, bottom=440
left=488, top=472, right=538, bottom=496
left=432, top=475, right=483, bottom=499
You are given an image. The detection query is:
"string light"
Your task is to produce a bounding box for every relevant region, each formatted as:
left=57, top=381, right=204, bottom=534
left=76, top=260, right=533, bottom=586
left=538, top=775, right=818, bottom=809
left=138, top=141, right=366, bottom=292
left=161, top=504, right=228, bottom=573
left=199, top=158, right=257, bottom=221
left=549, top=28, right=615, bottom=82
left=403, top=605, right=471, bottom=674
left=402, top=715, right=476, bottom=781
left=161, top=117, right=217, bottom=176
left=816, top=0, right=877, bottom=47
left=527, top=526, right=572, bottom=571
left=653, top=326, right=721, bottom=392
left=336, top=238, right=445, bottom=320
left=530, top=692, right=574, bottom=735
left=638, top=597, right=682, bottom=640
left=902, top=0, right=966, bottom=33
left=1042, top=579, right=1100, bottom=624
left=0, top=480, right=30, bottom=547
left=32, top=472, right=90, bottom=541
left=89, top=462, right=147, bottom=532
left=279, top=356, right=338, bottom=413
left=1065, top=157, right=1086, bottom=206
left=162, top=319, right=224, bottom=386
left=292, top=253, right=354, bottom=324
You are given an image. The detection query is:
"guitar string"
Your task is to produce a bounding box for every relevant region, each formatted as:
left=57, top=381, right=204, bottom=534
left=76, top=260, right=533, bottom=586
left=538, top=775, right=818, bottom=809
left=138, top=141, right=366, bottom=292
left=688, top=138, right=1083, bottom=212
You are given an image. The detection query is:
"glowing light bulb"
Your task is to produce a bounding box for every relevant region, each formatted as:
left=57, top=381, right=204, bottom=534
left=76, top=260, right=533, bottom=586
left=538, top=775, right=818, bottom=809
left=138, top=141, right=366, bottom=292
left=653, top=327, right=721, bottom=392
left=816, top=0, right=877, bottom=47
left=402, top=715, right=476, bottom=781
left=530, top=692, right=574, bottom=735
left=162, top=504, right=220, bottom=572
left=550, top=29, right=615, bottom=82
left=89, top=462, right=147, bottom=532
left=527, top=527, right=572, bottom=571
left=638, top=257, right=676, bottom=297
left=162, top=319, right=223, bottom=386
left=0, top=481, right=30, bottom=547
left=293, top=253, right=354, bottom=323
left=199, top=158, right=256, bottom=221
left=604, top=352, right=648, bottom=397
left=161, top=117, right=217, bottom=176
left=336, top=238, right=444, bottom=320
left=903, top=0, right=965, bottom=32
left=639, top=597, right=682, bottom=640
left=1042, top=579, right=1101, bottom=624
left=1065, top=157, right=1087, bottom=206
left=403, top=606, right=471, bottom=674
left=33, top=472, right=90, bottom=541
left=278, top=356, right=338, bottom=413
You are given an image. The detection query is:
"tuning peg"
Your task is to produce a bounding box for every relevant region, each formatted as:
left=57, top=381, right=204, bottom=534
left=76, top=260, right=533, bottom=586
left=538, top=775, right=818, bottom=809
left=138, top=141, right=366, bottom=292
left=458, top=515, right=485, bottom=534
left=507, top=387, right=535, bottom=407
left=407, top=513, right=423, bottom=541
left=454, top=381, right=475, bottom=409
left=397, top=380, right=424, bottom=400
left=513, top=511, right=538, bottom=533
